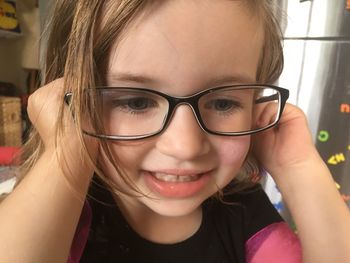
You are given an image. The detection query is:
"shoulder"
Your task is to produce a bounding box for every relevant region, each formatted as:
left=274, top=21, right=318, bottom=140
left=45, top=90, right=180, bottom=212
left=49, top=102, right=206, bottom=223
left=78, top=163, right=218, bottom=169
left=208, top=183, right=283, bottom=240
left=70, top=178, right=119, bottom=263
left=217, top=184, right=302, bottom=262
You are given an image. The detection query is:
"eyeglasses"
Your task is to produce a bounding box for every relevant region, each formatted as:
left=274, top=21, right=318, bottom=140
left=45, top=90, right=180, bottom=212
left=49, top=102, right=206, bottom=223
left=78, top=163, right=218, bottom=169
left=64, top=84, right=289, bottom=140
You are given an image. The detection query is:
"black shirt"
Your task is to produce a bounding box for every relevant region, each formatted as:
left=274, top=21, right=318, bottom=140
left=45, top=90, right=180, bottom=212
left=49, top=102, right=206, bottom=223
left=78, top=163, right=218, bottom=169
left=80, top=181, right=283, bottom=263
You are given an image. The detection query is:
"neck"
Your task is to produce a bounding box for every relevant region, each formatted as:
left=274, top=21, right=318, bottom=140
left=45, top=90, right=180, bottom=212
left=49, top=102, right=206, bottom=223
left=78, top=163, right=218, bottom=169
left=114, top=195, right=203, bottom=244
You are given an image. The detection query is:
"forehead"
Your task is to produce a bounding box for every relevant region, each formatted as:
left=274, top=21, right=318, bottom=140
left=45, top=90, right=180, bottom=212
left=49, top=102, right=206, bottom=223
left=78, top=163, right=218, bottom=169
left=107, top=0, right=264, bottom=94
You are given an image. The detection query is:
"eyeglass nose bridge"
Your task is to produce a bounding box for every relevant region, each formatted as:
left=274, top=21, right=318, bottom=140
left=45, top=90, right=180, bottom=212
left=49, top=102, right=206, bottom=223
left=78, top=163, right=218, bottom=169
left=165, top=99, right=207, bottom=134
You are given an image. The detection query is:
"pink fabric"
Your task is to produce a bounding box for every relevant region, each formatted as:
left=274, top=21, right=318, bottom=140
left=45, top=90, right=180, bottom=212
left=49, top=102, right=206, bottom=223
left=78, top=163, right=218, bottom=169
left=245, top=222, right=302, bottom=263
left=67, top=201, right=92, bottom=263
left=0, top=146, right=21, bottom=165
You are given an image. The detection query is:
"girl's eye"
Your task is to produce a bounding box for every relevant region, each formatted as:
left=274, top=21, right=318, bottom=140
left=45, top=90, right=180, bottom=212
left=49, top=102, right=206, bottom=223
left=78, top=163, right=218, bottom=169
left=111, top=97, right=158, bottom=113
left=127, top=97, right=154, bottom=110
left=204, top=99, right=241, bottom=112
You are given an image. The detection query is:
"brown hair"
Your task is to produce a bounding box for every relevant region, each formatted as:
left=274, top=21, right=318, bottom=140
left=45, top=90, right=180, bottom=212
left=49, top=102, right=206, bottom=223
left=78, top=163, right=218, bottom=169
left=19, top=0, right=284, bottom=197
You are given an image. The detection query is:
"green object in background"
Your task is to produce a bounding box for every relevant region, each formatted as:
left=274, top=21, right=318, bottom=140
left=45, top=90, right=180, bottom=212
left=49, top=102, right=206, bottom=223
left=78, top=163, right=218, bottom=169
left=318, top=130, right=329, bottom=142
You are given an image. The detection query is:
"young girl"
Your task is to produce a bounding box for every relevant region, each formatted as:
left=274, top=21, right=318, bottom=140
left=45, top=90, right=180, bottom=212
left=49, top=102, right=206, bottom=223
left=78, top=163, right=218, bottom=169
left=1, top=0, right=350, bottom=262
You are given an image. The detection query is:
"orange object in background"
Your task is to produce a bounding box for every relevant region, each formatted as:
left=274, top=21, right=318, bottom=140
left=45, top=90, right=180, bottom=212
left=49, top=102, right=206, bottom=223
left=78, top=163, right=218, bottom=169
left=347, top=0, right=350, bottom=10
left=0, top=146, right=20, bottom=166
left=340, top=103, right=350, bottom=113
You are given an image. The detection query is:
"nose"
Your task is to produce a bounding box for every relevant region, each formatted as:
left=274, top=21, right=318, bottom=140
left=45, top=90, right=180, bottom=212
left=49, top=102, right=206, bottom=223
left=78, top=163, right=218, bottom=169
left=156, top=105, right=210, bottom=161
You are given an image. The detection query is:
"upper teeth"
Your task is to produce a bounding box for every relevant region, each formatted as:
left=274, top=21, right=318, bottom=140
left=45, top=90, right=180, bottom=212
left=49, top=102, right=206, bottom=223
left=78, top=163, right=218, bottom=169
left=153, top=173, right=200, bottom=182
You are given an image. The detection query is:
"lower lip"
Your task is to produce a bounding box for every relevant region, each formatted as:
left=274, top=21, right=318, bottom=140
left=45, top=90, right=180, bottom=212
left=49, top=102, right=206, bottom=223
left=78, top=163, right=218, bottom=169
left=143, top=171, right=211, bottom=198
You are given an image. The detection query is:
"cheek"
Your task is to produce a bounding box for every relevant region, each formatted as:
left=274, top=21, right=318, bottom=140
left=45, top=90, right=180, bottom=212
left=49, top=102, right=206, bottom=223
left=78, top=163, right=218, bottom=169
left=102, top=140, right=155, bottom=172
left=98, top=141, right=154, bottom=192
left=215, top=136, right=251, bottom=166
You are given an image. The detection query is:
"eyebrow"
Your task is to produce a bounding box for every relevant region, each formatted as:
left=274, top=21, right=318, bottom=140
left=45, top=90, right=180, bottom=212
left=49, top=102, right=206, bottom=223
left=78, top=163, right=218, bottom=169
left=106, top=72, right=256, bottom=87
left=106, top=72, right=159, bottom=86
left=207, top=74, right=256, bottom=87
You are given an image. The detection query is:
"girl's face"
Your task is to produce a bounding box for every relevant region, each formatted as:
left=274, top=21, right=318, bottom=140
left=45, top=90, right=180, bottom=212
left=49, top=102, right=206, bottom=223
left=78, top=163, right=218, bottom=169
left=101, top=0, right=263, bottom=217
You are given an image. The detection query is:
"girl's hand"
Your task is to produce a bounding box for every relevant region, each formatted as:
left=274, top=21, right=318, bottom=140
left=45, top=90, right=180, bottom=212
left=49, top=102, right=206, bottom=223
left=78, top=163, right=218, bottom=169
left=0, top=79, right=97, bottom=262
left=252, top=103, right=321, bottom=179
left=27, top=78, right=98, bottom=179
left=27, top=78, right=66, bottom=150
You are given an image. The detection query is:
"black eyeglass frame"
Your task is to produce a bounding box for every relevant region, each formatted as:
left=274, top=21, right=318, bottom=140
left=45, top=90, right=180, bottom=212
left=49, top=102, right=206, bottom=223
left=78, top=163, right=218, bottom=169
left=64, top=84, right=289, bottom=140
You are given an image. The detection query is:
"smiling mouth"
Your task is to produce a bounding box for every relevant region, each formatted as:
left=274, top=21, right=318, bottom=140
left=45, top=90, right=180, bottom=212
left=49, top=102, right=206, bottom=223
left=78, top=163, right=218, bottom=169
left=151, top=172, right=203, bottom=183
left=143, top=170, right=212, bottom=198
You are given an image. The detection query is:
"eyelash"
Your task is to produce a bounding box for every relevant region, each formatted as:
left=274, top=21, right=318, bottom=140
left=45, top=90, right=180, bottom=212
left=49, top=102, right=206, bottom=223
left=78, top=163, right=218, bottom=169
left=204, top=99, right=243, bottom=116
left=111, top=98, right=158, bottom=114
